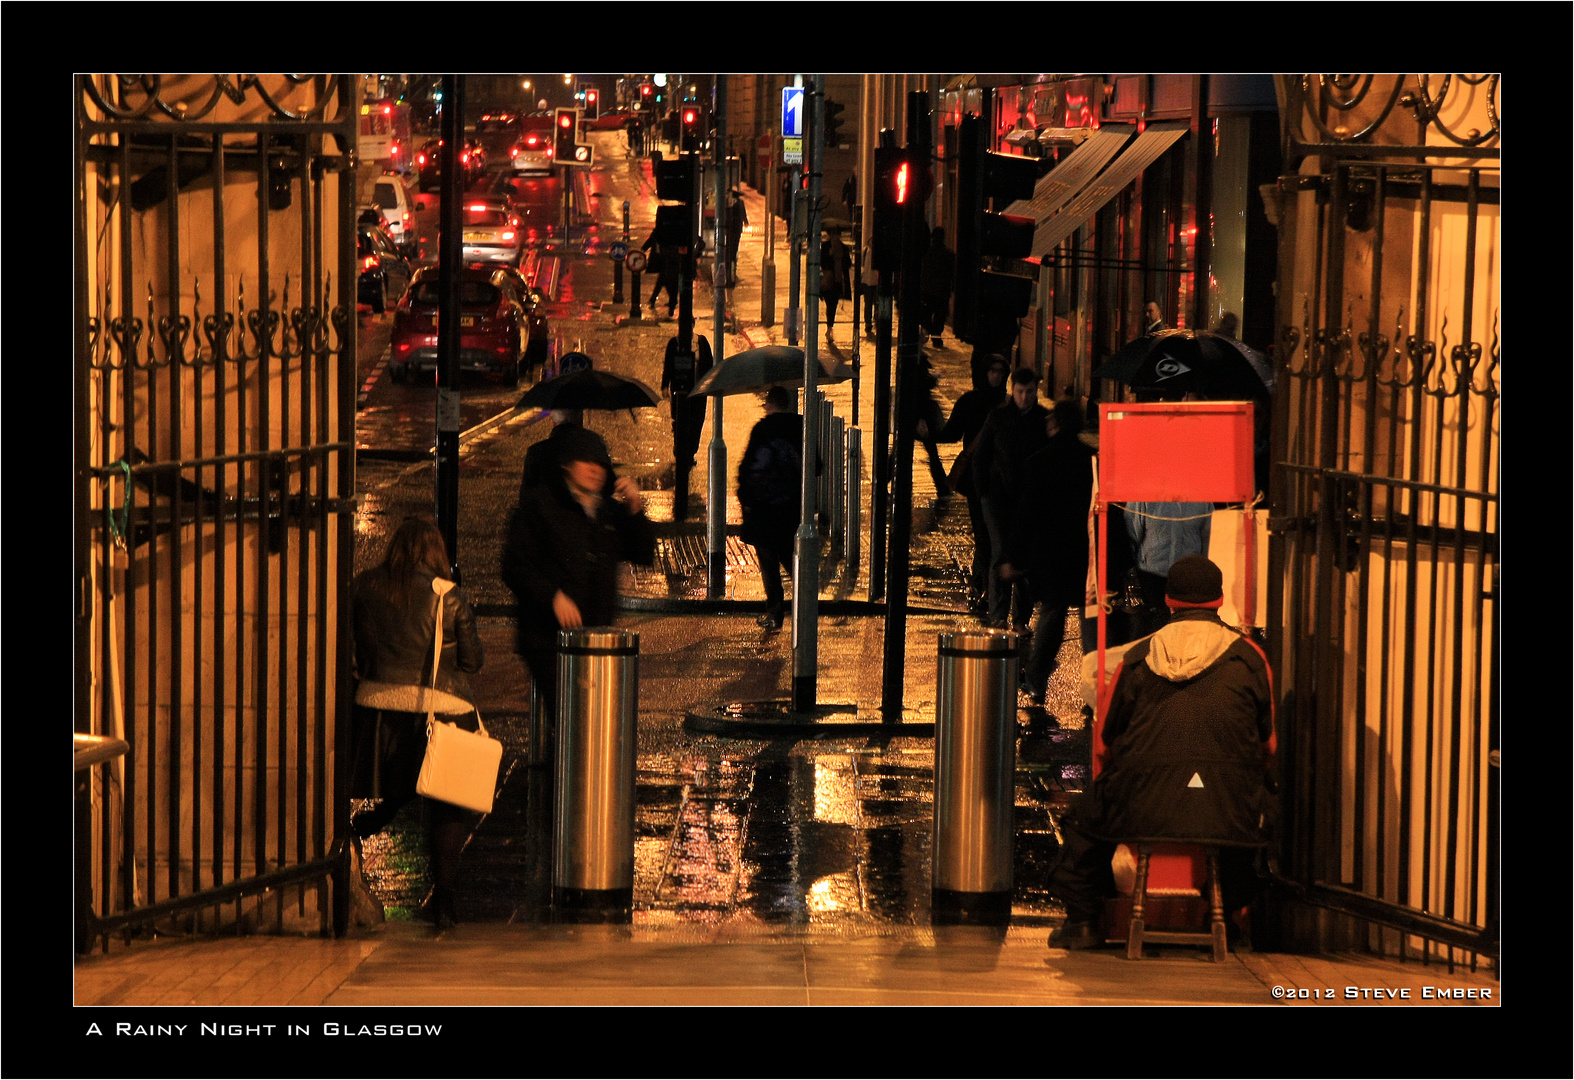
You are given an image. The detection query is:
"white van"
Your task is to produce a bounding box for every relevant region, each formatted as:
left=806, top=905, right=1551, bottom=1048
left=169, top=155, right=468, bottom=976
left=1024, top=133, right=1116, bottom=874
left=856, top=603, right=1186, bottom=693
left=371, top=175, right=416, bottom=250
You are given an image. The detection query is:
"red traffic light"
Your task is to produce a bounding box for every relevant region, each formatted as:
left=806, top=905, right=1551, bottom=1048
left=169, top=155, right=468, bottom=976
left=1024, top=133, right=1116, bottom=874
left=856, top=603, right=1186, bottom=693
left=682, top=108, right=697, bottom=125
left=641, top=84, right=652, bottom=97
left=586, top=89, right=598, bottom=102
left=558, top=112, right=573, bottom=129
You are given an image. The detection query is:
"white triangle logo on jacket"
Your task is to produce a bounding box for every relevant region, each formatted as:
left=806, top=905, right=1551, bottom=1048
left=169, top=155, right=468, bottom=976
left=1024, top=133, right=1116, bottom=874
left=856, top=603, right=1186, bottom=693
left=1188, top=772, right=1205, bottom=788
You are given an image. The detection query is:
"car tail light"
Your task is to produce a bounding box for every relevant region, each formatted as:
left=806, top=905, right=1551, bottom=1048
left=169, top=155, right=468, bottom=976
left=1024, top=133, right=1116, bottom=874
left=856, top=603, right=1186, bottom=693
left=545, top=147, right=553, bottom=158
left=501, top=231, right=515, bottom=240
left=468, top=203, right=488, bottom=212
left=361, top=254, right=380, bottom=271
left=511, top=147, right=520, bottom=157
left=417, top=153, right=426, bottom=165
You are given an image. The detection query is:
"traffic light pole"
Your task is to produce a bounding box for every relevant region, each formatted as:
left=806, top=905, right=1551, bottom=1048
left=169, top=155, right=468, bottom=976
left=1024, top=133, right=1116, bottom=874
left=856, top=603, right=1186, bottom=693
left=791, top=75, right=824, bottom=714
left=869, top=129, right=898, bottom=603
left=706, top=82, right=728, bottom=598
left=435, top=74, right=464, bottom=581
left=880, top=90, right=931, bottom=719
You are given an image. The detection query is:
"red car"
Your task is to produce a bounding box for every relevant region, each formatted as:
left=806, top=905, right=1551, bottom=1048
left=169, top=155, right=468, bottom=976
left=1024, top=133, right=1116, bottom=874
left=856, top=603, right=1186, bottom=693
left=389, top=267, right=528, bottom=385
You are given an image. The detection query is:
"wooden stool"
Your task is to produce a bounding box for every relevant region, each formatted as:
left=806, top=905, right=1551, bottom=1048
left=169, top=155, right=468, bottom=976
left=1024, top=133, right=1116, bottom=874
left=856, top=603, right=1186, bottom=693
left=1126, top=843, right=1227, bottom=962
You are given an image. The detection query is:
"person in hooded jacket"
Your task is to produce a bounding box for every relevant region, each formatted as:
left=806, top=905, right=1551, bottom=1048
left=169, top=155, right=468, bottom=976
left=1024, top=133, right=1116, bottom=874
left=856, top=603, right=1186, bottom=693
left=502, top=427, right=656, bottom=736
left=349, top=515, right=484, bottom=930
left=921, top=353, right=1009, bottom=609
left=1045, top=555, right=1276, bottom=949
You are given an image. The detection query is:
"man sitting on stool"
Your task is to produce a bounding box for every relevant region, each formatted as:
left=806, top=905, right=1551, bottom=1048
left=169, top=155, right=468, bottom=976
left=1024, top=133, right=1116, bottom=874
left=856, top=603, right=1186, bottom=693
left=1046, top=555, right=1276, bottom=949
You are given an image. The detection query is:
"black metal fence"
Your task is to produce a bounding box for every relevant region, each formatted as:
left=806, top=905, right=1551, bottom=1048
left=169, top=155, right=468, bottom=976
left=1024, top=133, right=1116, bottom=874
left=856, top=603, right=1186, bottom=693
left=74, top=75, right=359, bottom=950
left=1268, top=75, right=1499, bottom=967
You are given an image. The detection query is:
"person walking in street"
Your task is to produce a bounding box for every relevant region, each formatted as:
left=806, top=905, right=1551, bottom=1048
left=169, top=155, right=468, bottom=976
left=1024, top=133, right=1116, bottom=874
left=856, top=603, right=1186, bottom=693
left=349, top=515, right=485, bottom=931
left=919, top=226, right=955, bottom=348
left=725, top=190, right=749, bottom=288
left=859, top=242, right=878, bottom=337
left=502, top=427, right=656, bottom=741
left=1045, top=555, right=1276, bottom=949
left=971, top=366, right=1050, bottom=631
left=662, top=334, right=713, bottom=519
left=643, top=228, right=679, bottom=317
left=518, top=409, right=584, bottom=501
left=999, top=401, right=1097, bottom=707
left=820, top=225, right=852, bottom=338
left=738, top=386, right=804, bottom=632
left=922, top=353, right=1009, bottom=611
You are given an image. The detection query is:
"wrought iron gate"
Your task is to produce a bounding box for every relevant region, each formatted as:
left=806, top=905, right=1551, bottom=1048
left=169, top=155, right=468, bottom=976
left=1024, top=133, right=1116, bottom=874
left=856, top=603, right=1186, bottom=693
left=1267, top=75, right=1499, bottom=965
left=74, top=75, right=359, bottom=950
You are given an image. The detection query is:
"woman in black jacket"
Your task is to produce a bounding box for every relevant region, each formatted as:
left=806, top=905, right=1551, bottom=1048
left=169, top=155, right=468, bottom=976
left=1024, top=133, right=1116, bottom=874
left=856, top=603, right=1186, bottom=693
left=350, top=515, right=484, bottom=929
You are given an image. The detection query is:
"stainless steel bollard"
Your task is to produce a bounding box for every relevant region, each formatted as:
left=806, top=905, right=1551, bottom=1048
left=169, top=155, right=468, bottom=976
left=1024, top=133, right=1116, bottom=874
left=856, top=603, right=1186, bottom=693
left=553, top=627, right=639, bottom=918
left=845, top=426, right=862, bottom=565
left=828, top=414, right=845, bottom=542
left=932, top=631, right=1018, bottom=923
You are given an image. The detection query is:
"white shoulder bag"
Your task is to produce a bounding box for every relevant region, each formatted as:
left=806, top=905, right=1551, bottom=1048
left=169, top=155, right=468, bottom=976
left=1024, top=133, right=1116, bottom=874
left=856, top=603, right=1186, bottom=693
left=414, top=578, right=504, bottom=814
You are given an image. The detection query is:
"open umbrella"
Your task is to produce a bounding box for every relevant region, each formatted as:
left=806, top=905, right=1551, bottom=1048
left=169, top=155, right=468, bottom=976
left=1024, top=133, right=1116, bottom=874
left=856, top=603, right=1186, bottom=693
left=516, top=367, right=660, bottom=411
left=690, top=345, right=852, bottom=397
left=1110, top=330, right=1272, bottom=401
left=1091, top=330, right=1171, bottom=384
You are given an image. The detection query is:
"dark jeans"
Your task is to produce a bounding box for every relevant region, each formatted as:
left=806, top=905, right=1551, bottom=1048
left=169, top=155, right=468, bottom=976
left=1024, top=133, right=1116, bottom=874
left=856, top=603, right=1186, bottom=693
left=752, top=526, right=796, bottom=620
left=650, top=273, right=678, bottom=313
left=964, top=493, right=989, bottom=598
left=921, top=294, right=948, bottom=338
left=349, top=706, right=480, bottom=896
left=1024, top=601, right=1076, bottom=702
left=981, top=496, right=1032, bottom=628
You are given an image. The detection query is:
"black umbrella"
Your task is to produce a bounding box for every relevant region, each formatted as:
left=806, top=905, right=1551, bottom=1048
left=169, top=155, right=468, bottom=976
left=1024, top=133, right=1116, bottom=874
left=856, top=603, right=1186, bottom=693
left=1112, top=329, right=1272, bottom=401
left=1092, top=330, right=1171, bottom=384
left=690, top=345, right=852, bottom=397
left=516, top=366, right=660, bottom=411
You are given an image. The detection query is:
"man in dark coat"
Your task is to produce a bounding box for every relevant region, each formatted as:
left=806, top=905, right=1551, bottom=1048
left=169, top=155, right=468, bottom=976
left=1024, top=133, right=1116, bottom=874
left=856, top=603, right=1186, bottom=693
left=1000, top=400, right=1096, bottom=706
left=919, top=226, right=955, bottom=348
left=1046, top=555, right=1276, bottom=949
left=970, top=366, right=1050, bottom=629
left=921, top=353, right=1008, bottom=609
left=661, top=334, right=713, bottom=520
left=502, top=427, right=656, bottom=727
left=737, top=386, right=803, bottom=631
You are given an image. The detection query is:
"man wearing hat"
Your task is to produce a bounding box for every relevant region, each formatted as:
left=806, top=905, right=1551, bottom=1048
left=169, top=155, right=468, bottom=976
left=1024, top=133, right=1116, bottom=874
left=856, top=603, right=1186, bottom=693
left=502, top=427, right=656, bottom=728
left=1046, top=554, right=1276, bottom=949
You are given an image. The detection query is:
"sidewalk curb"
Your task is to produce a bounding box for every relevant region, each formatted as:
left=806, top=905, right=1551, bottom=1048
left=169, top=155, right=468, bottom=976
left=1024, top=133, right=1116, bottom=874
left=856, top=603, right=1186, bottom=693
left=683, top=699, right=934, bottom=739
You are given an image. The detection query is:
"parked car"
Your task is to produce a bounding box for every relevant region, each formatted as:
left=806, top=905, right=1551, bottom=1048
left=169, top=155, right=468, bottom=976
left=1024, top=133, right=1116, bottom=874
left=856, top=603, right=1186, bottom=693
left=509, top=127, right=553, bottom=175
left=357, top=223, right=413, bottom=314
left=460, top=201, right=522, bottom=264
left=369, top=174, right=417, bottom=251
left=389, top=267, right=526, bottom=385
left=492, top=265, right=551, bottom=373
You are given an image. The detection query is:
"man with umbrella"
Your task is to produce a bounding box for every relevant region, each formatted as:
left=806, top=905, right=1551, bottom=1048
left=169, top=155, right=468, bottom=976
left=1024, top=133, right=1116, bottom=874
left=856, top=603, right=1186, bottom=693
left=737, top=386, right=804, bottom=632
left=502, top=427, right=656, bottom=737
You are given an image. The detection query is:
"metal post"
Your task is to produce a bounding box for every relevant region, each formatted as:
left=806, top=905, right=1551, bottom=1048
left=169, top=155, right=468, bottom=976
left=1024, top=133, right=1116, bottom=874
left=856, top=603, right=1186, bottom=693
left=829, top=414, right=845, bottom=545
left=845, top=426, right=862, bottom=568
left=814, top=389, right=830, bottom=523
left=881, top=91, right=930, bottom=718
left=761, top=126, right=776, bottom=327
left=436, top=74, right=464, bottom=581
left=792, top=75, right=824, bottom=714
left=614, top=199, right=629, bottom=304
left=932, top=630, right=1018, bottom=924
left=553, top=628, right=639, bottom=920
left=707, top=81, right=728, bottom=597
left=787, top=163, right=802, bottom=346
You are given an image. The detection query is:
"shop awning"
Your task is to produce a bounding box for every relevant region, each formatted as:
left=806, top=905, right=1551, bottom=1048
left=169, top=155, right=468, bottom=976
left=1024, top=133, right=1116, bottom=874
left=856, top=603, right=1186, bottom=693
left=1017, top=122, right=1190, bottom=260
left=1005, top=124, right=1134, bottom=228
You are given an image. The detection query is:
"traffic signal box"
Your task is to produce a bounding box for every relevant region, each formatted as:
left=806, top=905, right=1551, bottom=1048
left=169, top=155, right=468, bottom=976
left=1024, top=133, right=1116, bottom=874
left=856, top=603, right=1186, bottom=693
left=824, top=98, right=846, bottom=147
left=583, top=86, right=599, bottom=121
left=553, top=108, right=578, bottom=163
left=680, top=107, right=700, bottom=151
left=654, top=155, right=696, bottom=253
left=871, top=145, right=932, bottom=273
left=954, top=113, right=1043, bottom=347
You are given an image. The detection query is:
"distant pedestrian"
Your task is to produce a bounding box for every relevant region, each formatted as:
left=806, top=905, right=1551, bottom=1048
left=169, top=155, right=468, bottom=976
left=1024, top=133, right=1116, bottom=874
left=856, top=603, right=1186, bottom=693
left=725, top=190, right=749, bottom=288
left=971, top=366, right=1050, bottom=630
left=841, top=173, right=857, bottom=223
left=349, top=515, right=484, bottom=930
left=859, top=242, right=878, bottom=336
left=738, top=386, right=804, bottom=631
left=662, top=333, right=713, bottom=519
left=820, top=225, right=852, bottom=337
left=642, top=228, right=679, bottom=317
left=924, top=353, right=1009, bottom=610
left=628, top=114, right=645, bottom=157
left=1000, top=401, right=1096, bottom=707
left=502, top=428, right=656, bottom=743
left=919, top=227, right=955, bottom=348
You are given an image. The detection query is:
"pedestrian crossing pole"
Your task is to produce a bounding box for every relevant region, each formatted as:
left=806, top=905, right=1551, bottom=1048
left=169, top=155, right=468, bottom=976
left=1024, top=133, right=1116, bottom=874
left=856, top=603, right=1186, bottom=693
left=706, top=80, right=729, bottom=598
left=792, top=74, right=825, bottom=713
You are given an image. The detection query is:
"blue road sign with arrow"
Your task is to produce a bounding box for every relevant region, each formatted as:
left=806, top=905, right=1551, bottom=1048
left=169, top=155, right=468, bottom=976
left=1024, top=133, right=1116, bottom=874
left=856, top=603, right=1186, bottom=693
left=782, top=87, right=803, bottom=139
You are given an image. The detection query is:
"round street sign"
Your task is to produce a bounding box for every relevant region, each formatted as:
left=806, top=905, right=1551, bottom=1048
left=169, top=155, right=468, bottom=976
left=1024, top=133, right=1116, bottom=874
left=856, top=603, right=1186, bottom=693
left=610, top=241, right=629, bottom=261
left=625, top=250, right=647, bottom=273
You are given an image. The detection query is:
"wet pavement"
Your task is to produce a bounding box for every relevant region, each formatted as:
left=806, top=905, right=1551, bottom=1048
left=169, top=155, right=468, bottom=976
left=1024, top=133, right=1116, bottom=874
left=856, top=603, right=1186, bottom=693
left=348, top=129, right=1095, bottom=933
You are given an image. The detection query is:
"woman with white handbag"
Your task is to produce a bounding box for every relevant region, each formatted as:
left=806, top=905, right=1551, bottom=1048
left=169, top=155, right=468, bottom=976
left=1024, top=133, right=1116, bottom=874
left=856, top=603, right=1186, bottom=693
left=349, top=515, right=486, bottom=930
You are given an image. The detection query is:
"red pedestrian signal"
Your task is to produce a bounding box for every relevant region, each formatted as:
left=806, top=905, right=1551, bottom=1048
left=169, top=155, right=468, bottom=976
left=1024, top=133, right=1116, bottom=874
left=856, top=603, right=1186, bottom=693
left=894, top=160, right=910, bottom=204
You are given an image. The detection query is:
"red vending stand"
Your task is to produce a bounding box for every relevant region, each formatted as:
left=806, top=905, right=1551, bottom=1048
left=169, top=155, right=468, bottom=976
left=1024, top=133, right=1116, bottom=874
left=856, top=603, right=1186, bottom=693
left=1094, top=402, right=1258, bottom=701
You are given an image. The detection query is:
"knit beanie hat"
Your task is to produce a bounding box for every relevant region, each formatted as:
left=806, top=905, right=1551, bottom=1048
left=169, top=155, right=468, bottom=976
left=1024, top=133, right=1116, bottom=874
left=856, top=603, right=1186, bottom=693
left=1165, top=554, right=1224, bottom=609
left=557, top=426, right=612, bottom=470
